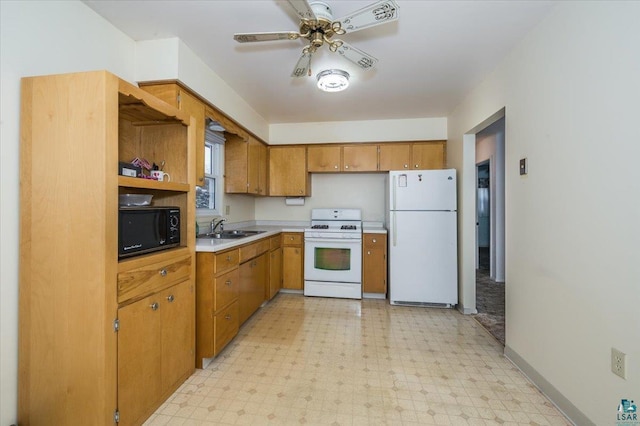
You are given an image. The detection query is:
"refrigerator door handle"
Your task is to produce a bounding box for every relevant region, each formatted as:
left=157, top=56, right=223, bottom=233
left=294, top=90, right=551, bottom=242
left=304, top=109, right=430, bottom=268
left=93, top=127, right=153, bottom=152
left=392, top=175, right=397, bottom=211
left=392, top=211, right=397, bottom=247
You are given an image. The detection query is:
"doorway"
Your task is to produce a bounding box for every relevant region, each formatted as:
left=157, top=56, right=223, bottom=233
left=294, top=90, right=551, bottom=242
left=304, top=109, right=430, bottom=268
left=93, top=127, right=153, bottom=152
left=473, top=117, right=505, bottom=345
left=476, top=161, right=490, bottom=271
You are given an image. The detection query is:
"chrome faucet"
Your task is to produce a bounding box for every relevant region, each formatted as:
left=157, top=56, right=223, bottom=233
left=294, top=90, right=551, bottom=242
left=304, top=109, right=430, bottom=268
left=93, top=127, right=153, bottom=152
left=210, top=218, right=226, bottom=234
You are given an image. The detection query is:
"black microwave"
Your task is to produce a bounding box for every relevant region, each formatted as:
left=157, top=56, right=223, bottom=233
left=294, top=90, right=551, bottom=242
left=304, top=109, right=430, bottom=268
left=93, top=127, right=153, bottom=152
left=118, top=206, right=180, bottom=258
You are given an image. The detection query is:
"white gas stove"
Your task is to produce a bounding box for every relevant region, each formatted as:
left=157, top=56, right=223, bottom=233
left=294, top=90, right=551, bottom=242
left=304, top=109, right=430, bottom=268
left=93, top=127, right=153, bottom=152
left=304, top=209, right=363, bottom=299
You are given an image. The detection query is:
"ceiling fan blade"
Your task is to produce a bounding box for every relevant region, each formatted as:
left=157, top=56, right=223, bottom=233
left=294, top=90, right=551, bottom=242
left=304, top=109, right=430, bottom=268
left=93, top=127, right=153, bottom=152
left=287, top=0, right=317, bottom=21
left=234, top=31, right=301, bottom=43
left=334, top=41, right=378, bottom=70
left=336, top=0, right=399, bottom=33
left=291, top=51, right=313, bottom=78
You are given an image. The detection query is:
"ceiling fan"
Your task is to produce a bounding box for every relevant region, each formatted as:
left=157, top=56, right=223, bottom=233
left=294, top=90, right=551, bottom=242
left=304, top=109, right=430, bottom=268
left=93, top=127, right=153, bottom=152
left=233, top=0, right=399, bottom=78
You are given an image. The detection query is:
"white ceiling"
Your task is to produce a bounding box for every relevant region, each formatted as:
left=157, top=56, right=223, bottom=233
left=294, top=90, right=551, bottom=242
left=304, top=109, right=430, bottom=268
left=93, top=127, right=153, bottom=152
left=83, top=0, right=556, bottom=124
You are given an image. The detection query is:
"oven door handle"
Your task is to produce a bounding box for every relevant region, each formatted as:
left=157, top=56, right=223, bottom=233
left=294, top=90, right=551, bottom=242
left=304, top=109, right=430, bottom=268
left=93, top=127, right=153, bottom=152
left=304, top=237, right=362, bottom=244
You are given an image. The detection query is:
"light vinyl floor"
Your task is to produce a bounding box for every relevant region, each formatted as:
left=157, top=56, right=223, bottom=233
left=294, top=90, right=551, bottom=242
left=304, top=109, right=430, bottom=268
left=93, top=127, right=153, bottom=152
left=145, top=294, right=570, bottom=426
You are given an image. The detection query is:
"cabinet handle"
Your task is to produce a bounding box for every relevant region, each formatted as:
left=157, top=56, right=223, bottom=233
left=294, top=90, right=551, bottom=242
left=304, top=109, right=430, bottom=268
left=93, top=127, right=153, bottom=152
left=289, top=237, right=294, bottom=241
left=372, top=238, right=377, bottom=243
left=159, top=269, right=167, bottom=277
left=299, top=190, right=303, bottom=194
left=167, top=295, right=174, bottom=302
left=367, top=251, right=371, bottom=255
left=225, top=314, right=232, bottom=320
left=345, top=165, right=349, bottom=169
left=226, top=255, right=232, bottom=262
left=150, top=302, right=159, bottom=311
left=414, top=164, right=419, bottom=168
left=404, top=164, right=408, bottom=168
left=334, top=165, right=338, bottom=169
left=225, top=280, right=232, bottom=286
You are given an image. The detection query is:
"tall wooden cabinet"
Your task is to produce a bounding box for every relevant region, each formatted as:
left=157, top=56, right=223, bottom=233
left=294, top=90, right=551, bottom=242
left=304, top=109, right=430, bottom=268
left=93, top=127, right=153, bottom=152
left=19, top=71, right=196, bottom=426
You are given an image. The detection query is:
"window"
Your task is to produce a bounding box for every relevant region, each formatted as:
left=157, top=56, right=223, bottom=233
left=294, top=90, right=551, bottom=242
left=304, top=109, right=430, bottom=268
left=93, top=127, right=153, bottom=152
left=196, top=140, right=223, bottom=215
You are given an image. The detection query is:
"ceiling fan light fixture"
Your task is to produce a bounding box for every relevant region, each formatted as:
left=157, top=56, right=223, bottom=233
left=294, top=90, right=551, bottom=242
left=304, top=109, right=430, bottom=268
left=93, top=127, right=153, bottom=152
left=317, top=69, right=350, bottom=92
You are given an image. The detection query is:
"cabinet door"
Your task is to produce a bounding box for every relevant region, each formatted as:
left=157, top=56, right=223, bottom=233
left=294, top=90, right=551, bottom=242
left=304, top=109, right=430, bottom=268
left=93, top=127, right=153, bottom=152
left=268, top=247, right=282, bottom=300
left=225, top=133, right=248, bottom=193
left=363, top=234, right=387, bottom=294
left=118, top=294, right=162, bottom=426
left=343, top=145, right=378, bottom=171
left=307, top=145, right=341, bottom=172
left=411, top=141, right=446, bottom=170
left=160, top=280, right=194, bottom=391
left=269, top=146, right=310, bottom=196
left=214, top=301, right=239, bottom=355
left=239, top=253, right=268, bottom=324
left=379, top=144, right=411, bottom=171
left=282, top=246, right=303, bottom=290
left=248, top=137, right=267, bottom=195
left=178, top=90, right=206, bottom=185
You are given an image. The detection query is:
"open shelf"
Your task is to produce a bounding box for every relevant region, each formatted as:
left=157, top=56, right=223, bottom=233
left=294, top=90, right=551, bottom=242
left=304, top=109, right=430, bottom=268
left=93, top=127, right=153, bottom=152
left=118, top=176, right=190, bottom=192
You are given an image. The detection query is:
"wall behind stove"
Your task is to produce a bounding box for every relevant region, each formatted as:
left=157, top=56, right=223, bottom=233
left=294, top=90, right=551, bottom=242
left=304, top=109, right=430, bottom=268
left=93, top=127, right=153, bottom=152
left=254, top=173, right=387, bottom=224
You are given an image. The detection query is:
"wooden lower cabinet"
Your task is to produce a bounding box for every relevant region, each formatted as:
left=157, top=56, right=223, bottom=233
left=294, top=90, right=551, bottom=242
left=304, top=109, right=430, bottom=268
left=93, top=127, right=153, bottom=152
left=239, top=252, right=268, bottom=324
left=363, top=233, right=388, bottom=295
left=118, top=280, right=194, bottom=426
left=196, top=249, right=240, bottom=366
left=268, top=236, right=282, bottom=300
left=282, top=233, right=304, bottom=290
left=214, top=301, right=239, bottom=353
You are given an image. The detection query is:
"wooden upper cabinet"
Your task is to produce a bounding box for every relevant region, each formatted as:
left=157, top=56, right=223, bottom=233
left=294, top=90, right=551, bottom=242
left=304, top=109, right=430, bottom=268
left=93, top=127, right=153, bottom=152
left=269, top=145, right=310, bottom=196
left=225, top=134, right=267, bottom=195
left=411, top=141, right=446, bottom=169
left=224, top=133, right=249, bottom=193
left=307, top=145, right=341, bottom=172
left=379, top=144, right=411, bottom=171
left=140, top=83, right=206, bottom=185
left=308, top=144, right=379, bottom=172
left=343, top=145, right=378, bottom=172
left=248, top=137, right=267, bottom=195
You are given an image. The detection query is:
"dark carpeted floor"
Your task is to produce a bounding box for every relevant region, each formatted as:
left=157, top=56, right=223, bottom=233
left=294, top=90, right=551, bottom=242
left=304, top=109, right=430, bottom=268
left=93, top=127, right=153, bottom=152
left=473, top=268, right=505, bottom=345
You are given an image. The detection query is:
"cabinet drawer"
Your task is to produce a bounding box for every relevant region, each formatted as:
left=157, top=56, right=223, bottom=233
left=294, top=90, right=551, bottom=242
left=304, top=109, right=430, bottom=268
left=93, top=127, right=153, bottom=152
left=214, top=249, right=239, bottom=274
left=118, top=254, right=192, bottom=304
left=214, top=301, right=239, bottom=355
left=239, top=239, right=269, bottom=263
left=282, top=232, right=303, bottom=246
left=214, top=268, right=239, bottom=311
left=364, top=233, right=387, bottom=248
left=269, top=234, right=281, bottom=251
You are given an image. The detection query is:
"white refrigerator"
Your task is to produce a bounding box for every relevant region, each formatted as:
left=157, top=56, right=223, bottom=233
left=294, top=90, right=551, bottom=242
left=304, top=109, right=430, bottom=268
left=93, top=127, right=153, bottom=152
left=386, top=169, right=458, bottom=307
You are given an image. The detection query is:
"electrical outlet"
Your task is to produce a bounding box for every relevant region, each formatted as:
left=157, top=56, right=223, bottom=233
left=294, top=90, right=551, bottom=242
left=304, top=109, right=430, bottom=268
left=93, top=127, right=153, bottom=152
left=612, top=347, right=626, bottom=379
left=225, top=205, right=231, bottom=215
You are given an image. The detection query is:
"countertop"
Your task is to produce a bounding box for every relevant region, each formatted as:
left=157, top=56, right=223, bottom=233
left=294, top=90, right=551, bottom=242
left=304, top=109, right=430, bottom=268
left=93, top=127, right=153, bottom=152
left=195, top=221, right=387, bottom=252
left=195, top=225, right=306, bottom=252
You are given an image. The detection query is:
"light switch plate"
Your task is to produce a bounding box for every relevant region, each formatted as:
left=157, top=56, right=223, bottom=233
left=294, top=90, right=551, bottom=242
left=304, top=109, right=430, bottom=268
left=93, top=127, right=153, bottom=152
left=519, top=158, right=528, bottom=175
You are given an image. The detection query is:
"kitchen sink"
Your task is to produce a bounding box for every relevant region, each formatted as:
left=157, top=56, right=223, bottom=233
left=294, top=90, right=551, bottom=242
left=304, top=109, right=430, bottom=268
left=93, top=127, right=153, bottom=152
left=197, top=230, right=265, bottom=239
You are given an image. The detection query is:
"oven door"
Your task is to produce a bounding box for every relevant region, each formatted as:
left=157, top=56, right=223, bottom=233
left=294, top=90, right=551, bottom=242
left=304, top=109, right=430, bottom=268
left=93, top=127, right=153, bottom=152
left=304, top=237, right=362, bottom=283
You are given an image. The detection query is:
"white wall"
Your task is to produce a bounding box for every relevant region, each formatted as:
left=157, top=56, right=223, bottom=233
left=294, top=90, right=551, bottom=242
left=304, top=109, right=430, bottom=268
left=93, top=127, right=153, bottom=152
left=447, top=2, right=640, bottom=424
left=270, top=117, right=447, bottom=144
left=255, top=174, right=387, bottom=223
